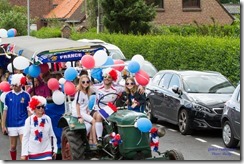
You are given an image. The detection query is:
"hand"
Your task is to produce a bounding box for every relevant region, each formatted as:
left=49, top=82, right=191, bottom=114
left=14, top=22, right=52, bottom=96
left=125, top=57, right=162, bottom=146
left=78, top=118, right=84, bottom=124
left=131, top=103, right=137, bottom=108
left=138, top=85, right=145, bottom=94
left=1, top=126, right=7, bottom=134
left=20, top=156, right=27, bottom=160
left=52, top=153, right=56, bottom=160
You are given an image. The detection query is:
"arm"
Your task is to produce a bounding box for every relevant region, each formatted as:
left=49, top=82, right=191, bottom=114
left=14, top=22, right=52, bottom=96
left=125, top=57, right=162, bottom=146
left=47, top=116, right=58, bottom=159
left=21, top=117, right=31, bottom=159
left=1, top=109, right=7, bottom=134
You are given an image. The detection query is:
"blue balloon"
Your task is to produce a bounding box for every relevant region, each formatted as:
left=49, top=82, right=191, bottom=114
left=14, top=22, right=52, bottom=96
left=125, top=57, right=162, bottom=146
left=7, top=29, right=15, bottom=38
left=28, top=65, right=41, bottom=78
left=64, top=67, right=78, bottom=81
left=88, top=95, right=96, bottom=110
left=137, top=117, right=152, bottom=133
left=91, top=68, right=103, bottom=82
left=128, top=61, right=140, bottom=73
left=23, top=67, right=29, bottom=75
left=103, top=57, right=114, bottom=66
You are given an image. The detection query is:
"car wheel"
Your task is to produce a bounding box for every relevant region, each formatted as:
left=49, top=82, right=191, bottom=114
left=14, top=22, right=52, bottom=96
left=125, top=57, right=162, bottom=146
left=145, top=100, right=157, bottom=123
left=222, top=121, right=239, bottom=148
left=178, top=109, right=192, bottom=135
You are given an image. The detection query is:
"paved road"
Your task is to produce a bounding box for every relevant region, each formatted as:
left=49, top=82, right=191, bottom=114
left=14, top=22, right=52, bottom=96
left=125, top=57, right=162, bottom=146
left=0, top=121, right=241, bottom=161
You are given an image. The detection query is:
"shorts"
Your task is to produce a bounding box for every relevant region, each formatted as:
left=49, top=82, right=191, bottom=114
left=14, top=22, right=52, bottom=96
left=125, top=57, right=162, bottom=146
left=82, top=113, right=94, bottom=123
left=7, top=127, right=25, bottom=136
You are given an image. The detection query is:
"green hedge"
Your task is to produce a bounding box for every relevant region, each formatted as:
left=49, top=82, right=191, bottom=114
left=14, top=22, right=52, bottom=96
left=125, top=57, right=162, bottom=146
left=71, top=33, right=240, bottom=85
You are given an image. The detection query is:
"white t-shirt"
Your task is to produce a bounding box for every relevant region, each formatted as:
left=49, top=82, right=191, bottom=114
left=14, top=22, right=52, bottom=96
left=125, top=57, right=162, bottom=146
left=92, top=83, right=124, bottom=110
left=71, top=90, right=89, bottom=116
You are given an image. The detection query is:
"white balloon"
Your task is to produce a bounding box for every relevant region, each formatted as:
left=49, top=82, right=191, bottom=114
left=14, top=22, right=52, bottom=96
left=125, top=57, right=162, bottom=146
left=0, top=92, right=7, bottom=103
left=7, top=63, right=13, bottom=73
left=94, top=50, right=108, bottom=67
left=59, top=78, right=66, bottom=85
left=13, top=56, right=30, bottom=70
left=52, top=90, right=65, bottom=105
left=131, top=54, right=145, bottom=68
left=65, top=62, right=71, bottom=68
left=0, top=29, right=8, bottom=38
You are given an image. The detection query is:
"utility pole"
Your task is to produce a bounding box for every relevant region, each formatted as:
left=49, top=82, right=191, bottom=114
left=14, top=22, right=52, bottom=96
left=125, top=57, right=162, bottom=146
left=27, top=0, right=30, bottom=36
left=97, top=0, right=100, bottom=34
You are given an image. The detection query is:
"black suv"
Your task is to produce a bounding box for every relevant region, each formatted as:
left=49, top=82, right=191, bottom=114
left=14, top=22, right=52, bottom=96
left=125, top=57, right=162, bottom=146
left=145, top=70, right=235, bottom=135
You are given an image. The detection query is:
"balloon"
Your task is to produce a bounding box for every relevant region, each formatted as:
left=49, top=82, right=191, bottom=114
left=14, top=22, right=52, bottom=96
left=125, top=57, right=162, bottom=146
left=137, top=117, right=152, bottom=133
left=58, top=78, right=66, bottom=85
left=103, top=56, right=114, bottom=66
left=7, top=29, right=15, bottom=38
left=113, top=59, right=125, bottom=72
left=40, top=63, right=49, bottom=73
left=64, top=81, right=76, bottom=95
left=23, top=67, right=29, bottom=75
left=7, top=63, right=13, bottom=73
left=64, top=67, right=78, bottom=81
left=0, top=92, right=7, bottom=103
left=10, top=28, right=17, bottom=36
left=28, top=65, right=41, bottom=78
left=94, top=50, right=108, bottom=67
left=128, top=61, right=140, bottom=73
left=52, top=90, right=65, bottom=105
left=47, top=78, right=60, bottom=91
left=80, top=55, right=95, bottom=69
left=0, top=81, right=11, bottom=92
left=91, top=68, right=103, bottom=82
left=13, top=56, right=30, bottom=70
left=132, top=54, right=145, bottom=68
left=88, top=95, right=96, bottom=110
left=135, top=70, right=150, bottom=86
left=0, top=29, right=8, bottom=38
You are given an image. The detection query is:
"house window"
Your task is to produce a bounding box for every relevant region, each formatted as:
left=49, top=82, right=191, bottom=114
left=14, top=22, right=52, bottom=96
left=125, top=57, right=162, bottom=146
left=183, top=0, right=200, bottom=8
left=146, top=0, right=164, bottom=9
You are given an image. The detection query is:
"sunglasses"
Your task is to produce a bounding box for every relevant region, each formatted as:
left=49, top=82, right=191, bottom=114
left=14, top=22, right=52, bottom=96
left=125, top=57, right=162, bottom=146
left=126, top=82, right=135, bottom=85
left=81, top=81, right=90, bottom=84
left=36, top=105, right=45, bottom=109
left=103, top=75, right=112, bottom=79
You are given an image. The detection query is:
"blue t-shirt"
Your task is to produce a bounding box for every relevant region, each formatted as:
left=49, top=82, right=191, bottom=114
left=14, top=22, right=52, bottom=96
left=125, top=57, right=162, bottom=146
left=5, top=91, right=30, bottom=127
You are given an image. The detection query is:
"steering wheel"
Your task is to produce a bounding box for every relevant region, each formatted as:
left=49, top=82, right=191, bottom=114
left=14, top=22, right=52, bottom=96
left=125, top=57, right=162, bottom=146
left=97, top=92, right=122, bottom=110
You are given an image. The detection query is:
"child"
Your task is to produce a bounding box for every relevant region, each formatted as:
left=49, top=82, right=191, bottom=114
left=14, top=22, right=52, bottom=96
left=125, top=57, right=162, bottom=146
left=125, top=77, right=146, bottom=113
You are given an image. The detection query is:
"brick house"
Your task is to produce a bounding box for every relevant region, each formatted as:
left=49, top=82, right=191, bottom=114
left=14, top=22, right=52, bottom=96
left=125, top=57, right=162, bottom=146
left=8, top=0, right=234, bottom=30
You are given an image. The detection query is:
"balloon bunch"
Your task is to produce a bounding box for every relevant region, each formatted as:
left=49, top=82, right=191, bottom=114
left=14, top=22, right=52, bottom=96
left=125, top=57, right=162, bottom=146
left=109, top=132, right=122, bottom=147
left=0, top=81, right=11, bottom=103
left=149, top=127, right=159, bottom=152
left=0, top=28, right=17, bottom=38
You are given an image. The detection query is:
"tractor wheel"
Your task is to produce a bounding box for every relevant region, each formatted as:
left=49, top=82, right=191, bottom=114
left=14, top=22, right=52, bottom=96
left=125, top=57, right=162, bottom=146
left=61, top=127, right=86, bottom=160
left=167, top=149, right=184, bottom=160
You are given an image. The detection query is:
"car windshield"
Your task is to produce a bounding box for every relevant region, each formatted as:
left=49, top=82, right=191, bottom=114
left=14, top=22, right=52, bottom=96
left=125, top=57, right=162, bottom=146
left=182, top=74, right=235, bottom=93
left=109, top=49, right=126, bottom=60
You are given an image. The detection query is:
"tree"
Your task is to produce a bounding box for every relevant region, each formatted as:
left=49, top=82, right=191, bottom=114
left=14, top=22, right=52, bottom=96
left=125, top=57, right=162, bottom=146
left=0, top=0, right=28, bottom=36
left=101, top=0, right=156, bottom=34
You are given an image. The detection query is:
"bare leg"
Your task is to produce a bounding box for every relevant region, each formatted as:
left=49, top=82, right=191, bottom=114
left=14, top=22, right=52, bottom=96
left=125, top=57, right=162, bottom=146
left=9, top=136, right=18, bottom=160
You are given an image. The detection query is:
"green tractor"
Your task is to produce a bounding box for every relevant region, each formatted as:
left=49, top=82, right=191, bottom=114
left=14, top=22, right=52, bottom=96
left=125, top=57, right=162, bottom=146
left=58, top=93, right=184, bottom=160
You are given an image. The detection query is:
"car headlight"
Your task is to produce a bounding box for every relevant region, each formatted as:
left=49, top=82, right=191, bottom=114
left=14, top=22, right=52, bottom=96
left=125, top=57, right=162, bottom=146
left=192, top=103, right=212, bottom=113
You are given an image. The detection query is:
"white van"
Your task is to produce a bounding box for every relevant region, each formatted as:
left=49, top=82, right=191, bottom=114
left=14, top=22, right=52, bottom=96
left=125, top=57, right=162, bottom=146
left=77, top=39, right=126, bottom=60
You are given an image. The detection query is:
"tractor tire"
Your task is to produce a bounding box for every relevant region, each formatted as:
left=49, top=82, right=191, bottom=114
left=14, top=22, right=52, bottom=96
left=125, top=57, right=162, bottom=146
left=167, top=149, right=184, bottom=160
left=178, top=109, right=192, bottom=135
left=61, top=127, right=86, bottom=160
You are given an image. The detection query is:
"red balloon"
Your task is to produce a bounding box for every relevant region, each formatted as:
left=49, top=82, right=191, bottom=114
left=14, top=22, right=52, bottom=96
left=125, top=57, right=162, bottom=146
left=0, top=81, right=11, bottom=92
left=64, top=81, right=76, bottom=96
left=80, top=55, right=95, bottom=69
left=135, top=70, right=150, bottom=86
left=40, top=64, right=49, bottom=73
left=113, top=59, right=125, bottom=72
left=47, top=78, right=59, bottom=91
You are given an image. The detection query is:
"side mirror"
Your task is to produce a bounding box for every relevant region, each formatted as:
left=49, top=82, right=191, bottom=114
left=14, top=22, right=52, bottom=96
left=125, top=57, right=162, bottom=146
left=172, top=85, right=182, bottom=95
